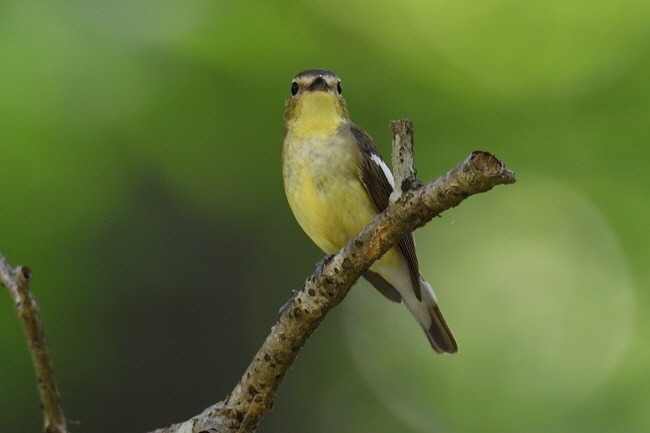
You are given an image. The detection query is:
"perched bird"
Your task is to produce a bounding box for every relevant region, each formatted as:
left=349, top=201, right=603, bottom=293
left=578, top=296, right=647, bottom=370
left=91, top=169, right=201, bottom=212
left=282, top=69, right=457, bottom=354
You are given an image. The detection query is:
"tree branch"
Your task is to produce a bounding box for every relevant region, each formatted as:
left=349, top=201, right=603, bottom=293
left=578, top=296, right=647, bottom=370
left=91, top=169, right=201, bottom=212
left=152, top=124, right=516, bottom=433
left=389, top=119, right=422, bottom=203
left=0, top=256, right=68, bottom=433
left=3, top=120, right=515, bottom=433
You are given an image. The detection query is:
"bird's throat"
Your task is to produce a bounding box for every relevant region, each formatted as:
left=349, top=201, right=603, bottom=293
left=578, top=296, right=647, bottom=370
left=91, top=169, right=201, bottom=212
left=288, top=92, right=346, bottom=139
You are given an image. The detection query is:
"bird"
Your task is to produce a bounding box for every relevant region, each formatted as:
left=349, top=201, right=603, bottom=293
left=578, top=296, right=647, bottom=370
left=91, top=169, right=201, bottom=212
left=281, top=69, right=457, bottom=354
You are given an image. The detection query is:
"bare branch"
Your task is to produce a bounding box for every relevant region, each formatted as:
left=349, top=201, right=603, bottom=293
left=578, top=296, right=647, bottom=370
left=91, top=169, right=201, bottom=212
left=152, top=128, right=515, bottom=432
left=389, top=119, right=422, bottom=203
left=1, top=255, right=68, bottom=433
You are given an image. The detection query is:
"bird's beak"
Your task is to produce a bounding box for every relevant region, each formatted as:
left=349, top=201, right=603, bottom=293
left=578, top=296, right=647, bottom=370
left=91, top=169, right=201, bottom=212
left=308, top=76, right=329, bottom=92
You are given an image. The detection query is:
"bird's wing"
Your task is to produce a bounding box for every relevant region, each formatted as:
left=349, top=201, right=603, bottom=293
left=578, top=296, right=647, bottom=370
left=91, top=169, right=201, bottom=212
left=350, top=124, right=422, bottom=301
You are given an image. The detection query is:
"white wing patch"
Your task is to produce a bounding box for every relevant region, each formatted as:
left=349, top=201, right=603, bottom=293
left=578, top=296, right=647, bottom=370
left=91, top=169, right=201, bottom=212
left=370, top=153, right=395, bottom=188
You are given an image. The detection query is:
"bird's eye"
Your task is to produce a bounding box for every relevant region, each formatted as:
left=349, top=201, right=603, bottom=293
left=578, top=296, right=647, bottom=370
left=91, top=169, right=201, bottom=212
left=291, top=82, right=299, bottom=96
left=336, top=81, right=342, bottom=95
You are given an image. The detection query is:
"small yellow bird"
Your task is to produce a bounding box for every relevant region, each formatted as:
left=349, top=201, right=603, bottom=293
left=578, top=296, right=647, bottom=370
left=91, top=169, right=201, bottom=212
left=282, top=69, right=457, bottom=354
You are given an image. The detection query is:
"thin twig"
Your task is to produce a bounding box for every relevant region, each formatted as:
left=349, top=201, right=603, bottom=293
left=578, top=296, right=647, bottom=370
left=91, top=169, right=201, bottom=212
left=152, top=123, right=515, bottom=433
left=0, top=255, right=68, bottom=433
left=389, top=119, right=422, bottom=203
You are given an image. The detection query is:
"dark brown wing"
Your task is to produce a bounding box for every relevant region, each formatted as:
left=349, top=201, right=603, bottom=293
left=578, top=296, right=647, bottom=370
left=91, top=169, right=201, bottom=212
left=396, top=237, right=422, bottom=301
left=350, top=124, right=422, bottom=301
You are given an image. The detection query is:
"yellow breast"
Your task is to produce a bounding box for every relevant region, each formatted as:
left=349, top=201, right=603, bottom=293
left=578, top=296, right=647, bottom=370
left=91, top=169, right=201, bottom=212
left=282, top=126, right=378, bottom=254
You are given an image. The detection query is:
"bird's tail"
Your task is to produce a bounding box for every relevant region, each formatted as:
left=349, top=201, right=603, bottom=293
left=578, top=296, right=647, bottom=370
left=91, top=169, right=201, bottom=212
left=365, top=266, right=457, bottom=354
left=415, top=279, right=458, bottom=354
left=423, top=302, right=457, bottom=354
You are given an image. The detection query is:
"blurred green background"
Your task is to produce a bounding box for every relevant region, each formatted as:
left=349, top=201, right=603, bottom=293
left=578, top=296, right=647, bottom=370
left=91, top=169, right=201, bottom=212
left=1, top=1, right=649, bottom=432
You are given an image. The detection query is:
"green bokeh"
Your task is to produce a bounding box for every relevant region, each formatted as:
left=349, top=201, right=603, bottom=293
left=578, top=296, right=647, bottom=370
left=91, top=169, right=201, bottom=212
left=1, top=1, right=649, bottom=432
left=344, top=180, right=637, bottom=432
